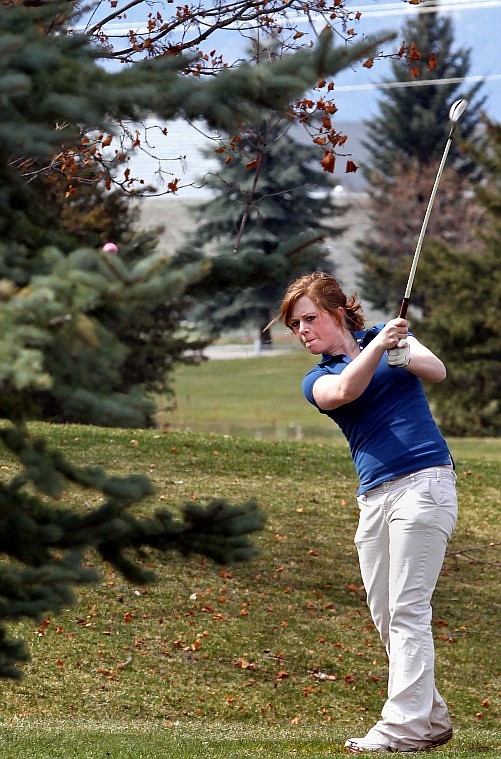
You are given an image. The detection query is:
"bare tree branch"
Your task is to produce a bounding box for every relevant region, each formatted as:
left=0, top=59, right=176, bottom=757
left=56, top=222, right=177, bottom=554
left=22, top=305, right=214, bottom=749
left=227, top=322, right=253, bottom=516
left=446, top=542, right=501, bottom=567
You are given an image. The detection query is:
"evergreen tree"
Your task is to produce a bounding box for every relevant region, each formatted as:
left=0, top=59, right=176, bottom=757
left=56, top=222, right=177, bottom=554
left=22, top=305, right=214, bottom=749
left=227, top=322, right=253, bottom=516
left=0, top=1, right=382, bottom=677
left=176, top=114, right=342, bottom=344
left=14, top=165, right=202, bottom=422
left=357, top=7, right=485, bottom=314
left=363, top=9, right=482, bottom=176
left=414, top=121, right=500, bottom=436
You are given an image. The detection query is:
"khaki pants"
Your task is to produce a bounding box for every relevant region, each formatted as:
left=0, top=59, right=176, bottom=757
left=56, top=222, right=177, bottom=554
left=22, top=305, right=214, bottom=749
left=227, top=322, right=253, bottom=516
left=355, top=467, right=458, bottom=750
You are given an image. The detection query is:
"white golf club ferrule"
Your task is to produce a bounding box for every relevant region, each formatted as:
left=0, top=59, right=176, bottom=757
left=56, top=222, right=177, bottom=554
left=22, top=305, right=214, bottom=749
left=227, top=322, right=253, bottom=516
left=398, top=98, right=469, bottom=318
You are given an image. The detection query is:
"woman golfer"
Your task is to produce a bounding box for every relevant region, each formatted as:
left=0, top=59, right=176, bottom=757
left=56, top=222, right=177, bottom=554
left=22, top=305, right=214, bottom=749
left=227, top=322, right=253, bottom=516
left=273, top=272, right=457, bottom=754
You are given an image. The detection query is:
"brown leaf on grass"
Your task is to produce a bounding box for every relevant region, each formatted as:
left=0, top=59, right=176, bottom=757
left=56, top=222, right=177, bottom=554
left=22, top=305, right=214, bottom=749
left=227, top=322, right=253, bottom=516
left=434, top=618, right=449, bottom=627
left=435, top=634, right=457, bottom=643
left=233, top=658, right=257, bottom=670
left=312, top=670, right=337, bottom=681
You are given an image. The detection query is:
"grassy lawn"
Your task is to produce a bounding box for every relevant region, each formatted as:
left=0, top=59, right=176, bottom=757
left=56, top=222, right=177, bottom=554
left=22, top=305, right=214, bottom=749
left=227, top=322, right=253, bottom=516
left=0, top=418, right=499, bottom=756
left=156, top=349, right=333, bottom=441
left=158, top=351, right=501, bottom=462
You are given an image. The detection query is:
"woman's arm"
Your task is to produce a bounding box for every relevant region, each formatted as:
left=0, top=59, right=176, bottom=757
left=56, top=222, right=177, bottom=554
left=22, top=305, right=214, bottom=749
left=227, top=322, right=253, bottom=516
left=313, top=326, right=447, bottom=410
left=405, top=335, right=447, bottom=383
left=313, top=319, right=407, bottom=410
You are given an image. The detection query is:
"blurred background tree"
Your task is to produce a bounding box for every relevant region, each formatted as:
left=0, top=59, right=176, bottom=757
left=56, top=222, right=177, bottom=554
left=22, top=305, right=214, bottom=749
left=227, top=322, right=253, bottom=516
left=357, top=6, right=485, bottom=315
left=174, top=105, right=343, bottom=346
left=414, top=121, right=500, bottom=436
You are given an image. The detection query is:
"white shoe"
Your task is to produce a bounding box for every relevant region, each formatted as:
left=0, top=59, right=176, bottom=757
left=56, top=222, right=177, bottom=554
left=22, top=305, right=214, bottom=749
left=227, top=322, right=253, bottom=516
left=344, top=727, right=453, bottom=753
left=344, top=735, right=396, bottom=753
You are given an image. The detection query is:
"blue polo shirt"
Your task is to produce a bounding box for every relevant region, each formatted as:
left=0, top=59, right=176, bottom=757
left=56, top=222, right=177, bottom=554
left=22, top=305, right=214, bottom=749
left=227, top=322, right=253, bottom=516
left=302, top=325, right=452, bottom=495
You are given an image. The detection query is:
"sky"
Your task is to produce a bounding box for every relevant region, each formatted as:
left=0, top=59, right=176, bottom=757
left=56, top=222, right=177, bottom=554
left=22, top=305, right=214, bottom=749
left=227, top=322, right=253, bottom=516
left=86, top=0, right=501, bottom=197
left=323, top=0, right=501, bottom=121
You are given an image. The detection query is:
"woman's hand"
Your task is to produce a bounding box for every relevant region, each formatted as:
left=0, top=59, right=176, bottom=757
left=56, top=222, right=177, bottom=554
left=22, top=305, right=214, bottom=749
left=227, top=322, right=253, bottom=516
left=375, top=318, right=409, bottom=351
left=387, top=339, right=411, bottom=367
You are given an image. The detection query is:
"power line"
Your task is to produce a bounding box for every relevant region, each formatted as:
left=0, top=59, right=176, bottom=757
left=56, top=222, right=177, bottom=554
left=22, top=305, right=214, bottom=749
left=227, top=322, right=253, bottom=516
left=79, top=0, right=501, bottom=34
left=343, top=0, right=501, bottom=18
left=333, top=72, right=501, bottom=92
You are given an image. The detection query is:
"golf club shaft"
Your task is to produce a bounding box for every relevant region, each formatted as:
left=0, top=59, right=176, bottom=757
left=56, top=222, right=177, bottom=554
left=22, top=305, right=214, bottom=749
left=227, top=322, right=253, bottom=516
left=398, top=125, right=455, bottom=319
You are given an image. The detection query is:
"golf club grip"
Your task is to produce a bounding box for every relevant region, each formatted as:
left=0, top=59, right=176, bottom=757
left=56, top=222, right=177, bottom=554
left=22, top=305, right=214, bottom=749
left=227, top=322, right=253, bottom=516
left=399, top=299, right=409, bottom=319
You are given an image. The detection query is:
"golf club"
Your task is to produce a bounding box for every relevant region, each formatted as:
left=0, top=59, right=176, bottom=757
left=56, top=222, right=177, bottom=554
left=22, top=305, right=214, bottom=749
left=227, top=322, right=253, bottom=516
left=398, top=98, right=469, bottom=319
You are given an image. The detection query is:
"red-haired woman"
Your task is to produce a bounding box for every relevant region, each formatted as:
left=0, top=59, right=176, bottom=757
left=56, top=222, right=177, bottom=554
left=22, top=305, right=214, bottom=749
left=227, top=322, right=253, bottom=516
left=273, top=272, right=457, bottom=754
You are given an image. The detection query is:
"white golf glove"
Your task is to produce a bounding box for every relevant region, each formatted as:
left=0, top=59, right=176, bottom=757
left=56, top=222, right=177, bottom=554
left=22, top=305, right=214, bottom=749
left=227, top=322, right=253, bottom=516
left=387, top=338, right=411, bottom=368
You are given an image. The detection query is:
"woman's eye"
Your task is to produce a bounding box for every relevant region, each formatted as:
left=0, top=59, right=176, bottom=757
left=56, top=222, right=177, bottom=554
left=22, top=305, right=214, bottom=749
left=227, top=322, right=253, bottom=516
left=290, top=321, right=299, bottom=330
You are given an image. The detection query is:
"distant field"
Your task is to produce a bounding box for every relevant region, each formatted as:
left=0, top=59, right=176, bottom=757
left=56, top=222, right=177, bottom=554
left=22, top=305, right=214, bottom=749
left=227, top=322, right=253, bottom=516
left=159, top=350, right=501, bottom=462
left=157, top=349, right=330, bottom=441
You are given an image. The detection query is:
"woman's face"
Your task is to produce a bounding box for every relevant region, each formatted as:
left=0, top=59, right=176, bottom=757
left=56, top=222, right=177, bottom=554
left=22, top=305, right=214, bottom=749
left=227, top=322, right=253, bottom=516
left=289, top=295, right=345, bottom=355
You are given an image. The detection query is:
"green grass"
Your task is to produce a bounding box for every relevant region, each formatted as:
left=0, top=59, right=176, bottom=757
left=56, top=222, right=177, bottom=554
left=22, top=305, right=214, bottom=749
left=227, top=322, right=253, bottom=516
left=0, top=420, right=499, bottom=757
left=158, top=351, right=501, bottom=461
left=156, top=349, right=334, bottom=441
left=0, top=722, right=498, bottom=758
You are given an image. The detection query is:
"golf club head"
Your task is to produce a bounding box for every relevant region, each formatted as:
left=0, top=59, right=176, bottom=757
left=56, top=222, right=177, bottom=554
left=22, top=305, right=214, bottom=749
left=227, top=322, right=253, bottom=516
left=449, top=99, right=469, bottom=123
